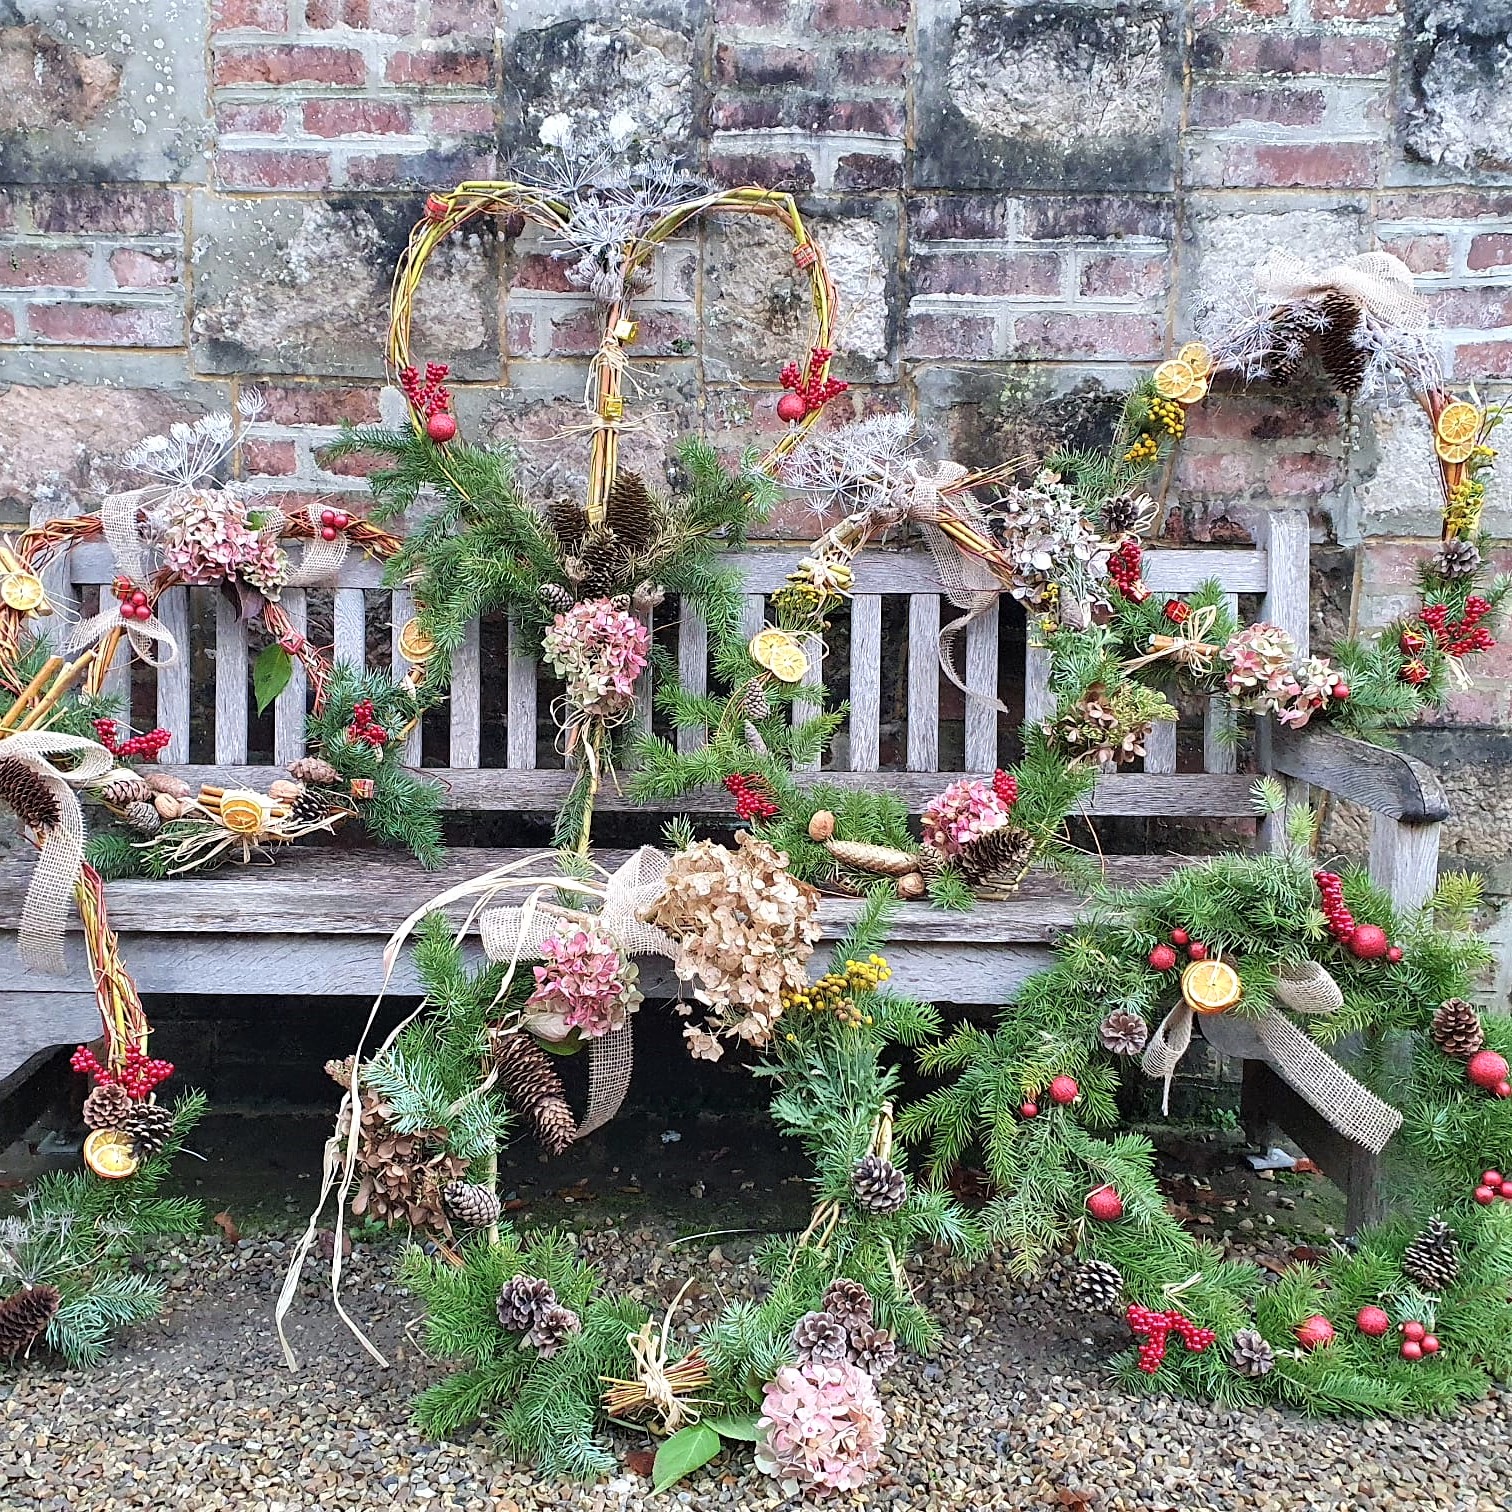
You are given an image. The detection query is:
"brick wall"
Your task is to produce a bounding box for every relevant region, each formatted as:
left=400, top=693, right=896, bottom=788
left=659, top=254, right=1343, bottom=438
left=0, top=0, right=1509, bottom=893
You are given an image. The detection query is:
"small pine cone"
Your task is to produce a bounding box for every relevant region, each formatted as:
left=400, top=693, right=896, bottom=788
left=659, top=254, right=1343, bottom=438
left=848, top=1322, right=897, bottom=1377
left=545, top=497, right=589, bottom=554
left=738, top=680, right=772, bottom=721
left=0, top=1285, right=60, bottom=1359
left=1099, top=493, right=1146, bottom=537
left=1229, top=1327, right=1275, bottom=1378
left=97, top=772, right=154, bottom=807
left=82, top=1081, right=133, bottom=1131
left=1069, top=1259, right=1124, bottom=1314
left=602, top=471, right=658, bottom=555
left=851, top=1154, right=908, bottom=1215
left=1316, top=291, right=1369, bottom=396
left=442, top=1181, right=502, bottom=1229
left=122, top=1100, right=175, bottom=1160
left=122, top=800, right=162, bottom=835
left=1099, top=1009, right=1150, bottom=1057
left=0, top=759, right=61, bottom=831
left=527, top=1302, right=581, bottom=1358
left=539, top=582, right=574, bottom=615
left=290, top=756, right=341, bottom=787
left=821, top=1278, right=874, bottom=1330
left=1430, top=997, right=1484, bottom=1060
left=792, top=1310, right=850, bottom=1367
left=915, top=845, right=947, bottom=880
left=1262, top=304, right=1314, bottom=385
left=1433, top=539, right=1481, bottom=581
left=497, top=1275, right=556, bottom=1333
left=954, top=825, right=1036, bottom=886
left=1401, top=1217, right=1460, bottom=1293
left=609, top=593, right=631, bottom=612
left=290, top=786, right=330, bottom=826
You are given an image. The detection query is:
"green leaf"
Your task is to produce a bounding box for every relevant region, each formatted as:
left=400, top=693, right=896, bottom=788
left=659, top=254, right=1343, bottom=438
left=253, top=642, right=293, bottom=713
left=652, top=1422, right=721, bottom=1492
left=706, top=1412, right=762, bottom=1442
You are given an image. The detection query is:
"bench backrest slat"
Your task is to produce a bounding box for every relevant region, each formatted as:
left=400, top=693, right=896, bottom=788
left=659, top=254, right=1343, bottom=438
left=906, top=594, right=940, bottom=773
left=847, top=593, right=882, bottom=772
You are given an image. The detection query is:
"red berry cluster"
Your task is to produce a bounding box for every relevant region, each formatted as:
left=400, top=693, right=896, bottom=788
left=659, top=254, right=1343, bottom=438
left=1421, top=596, right=1496, bottom=660
left=1398, top=1319, right=1441, bottom=1361
left=723, top=773, right=779, bottom=822
left=318, top=506, right=351, bottom=543
left=399, top=362, right=452, bottom=419
left=777, top=347, right=848, bottom=423
left=93, top=718, right=171, bottom=762
left=1164, top=598, right=1191, bottom=625
left=71, top=1043, right=173, bottom=1101
left=1147, top=926, right=1206, bottom=972
left=1107, top=541, right=1149, bottom=604
left=112, top=577, right=154, bottom=623
left=1313, top=871, right=1403, bottom=963
left=991, top=769, right=1018, bottom=808
left=346, top=698, right=389, bottom=748
left=1472, top=1166, right=1512, bottom=1205
left=1126, top=1303, right=1216, bottom=1374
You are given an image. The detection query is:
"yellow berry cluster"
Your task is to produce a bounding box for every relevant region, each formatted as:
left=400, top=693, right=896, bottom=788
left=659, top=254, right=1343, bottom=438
left=1124, top=433, right=1160, bottom=465
left=1149, top=396, right=1186, bottom=438
left=1446, top=477, right=1488, bottom=537
left=780, top=954, right=891, bottom=1031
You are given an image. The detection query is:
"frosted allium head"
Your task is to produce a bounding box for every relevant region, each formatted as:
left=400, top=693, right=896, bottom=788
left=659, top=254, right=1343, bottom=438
left=542, top=598, right=650, bottom=716
left=755, top=1359, right=887, bottom=1496
left=921, top=777, right=1011, bottom=858
left=160, top=487, right=288, bottom=594
left=526, top=928, right=641, bottom=1040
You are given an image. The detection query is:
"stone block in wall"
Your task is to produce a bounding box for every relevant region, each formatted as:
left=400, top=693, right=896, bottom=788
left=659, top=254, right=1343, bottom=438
left=1401, top=0, right=1512, bottom=176
left=914, top=0, right=1181, bottom=192
left=189, top=196, right=499, bottom=379
left=0, top=3, right=207, bottom=184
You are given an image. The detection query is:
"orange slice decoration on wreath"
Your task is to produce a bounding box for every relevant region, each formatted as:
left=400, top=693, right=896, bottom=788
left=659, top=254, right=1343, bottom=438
left=1182, top=959, right=1242, bottom=1015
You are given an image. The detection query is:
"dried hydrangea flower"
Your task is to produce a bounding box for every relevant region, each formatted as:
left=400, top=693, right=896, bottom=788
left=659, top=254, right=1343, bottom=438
left=754, top=1359, right=887, bottom=1495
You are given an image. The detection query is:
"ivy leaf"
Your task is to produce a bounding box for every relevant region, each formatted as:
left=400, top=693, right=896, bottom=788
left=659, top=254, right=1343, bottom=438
left=254, top=643, right=293, bottom=713
left=706, top=1412, right=762, bottom=1441
left=651, top=1422, right=721, bottom=1492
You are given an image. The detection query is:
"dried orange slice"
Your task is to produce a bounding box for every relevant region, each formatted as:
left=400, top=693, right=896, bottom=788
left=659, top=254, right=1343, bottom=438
left=1182, top=959, right=1242, bottom=1015
left=397, top=618, right=435, bottom=663
left=1179, top=377, right=1210, bottom=405
left=0, top=571, right=47, bottom=613
left=1435, top=400, right=1481, bottom=446
left=1178, top=342, right=1213, bottom=379
left=1435, top=433, right=1476, bottom=465
left=1154, top=360, right=1195, bottom=400
left=749, top=628, right=808, bottom=684
left=84, top=1129, right=139, bottom=1180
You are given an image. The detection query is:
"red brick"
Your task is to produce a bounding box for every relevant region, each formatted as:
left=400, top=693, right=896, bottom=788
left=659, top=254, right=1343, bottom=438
left=1311, top=0, right=1396, bottom=16
left=259, top=386, right=382, bottom=425
left=812, top=0, right=907, bottom=28
left=211, top=0, right=287, bottom=27
left=1265, top=452, right=1341, bottom=497
left=108, top=249, right=179, bottom=289
left=910, top=196, right=1013, bottom=241
left=1078, top=253, right=1168, bottom=299
left=302, top=99, right=413, bottom=137
left=216, top=149, right=333, bottom=190
left=709, top=96, right=903, bottom=135
left=241, top=439, right=298, bottom=476
left=1426, top=288, right=1512, bottom=327
left=1360, top=540, right=1436, bottom=589
left=1194, top=0, right=1287, bottom=18
left=427, top=102, right=496, bottom=134
left=1467, top=234, right=1512, bottom=272
left=1453, top=341, right=1512, bottom=377
left=513, top=254, right=577, bottom=292
left=0, top=249, right=91, bottom=289
left=1012, top=313, right=1162, bottom=360
left=428, top=0, right=496, bottom=35
left=706, top=151, right=815, bottom=190
left=1191, top=86, right=1326, bottom=128
left=714, top=0, right=790, bottom=20
left=1376, top=233, right=1451, bottom=274
left=0, top=194, right=14, bottom=233
left=903, top=312, right=997, bottom=360
left=1020, top=196, right=1173, bottom=241
left=547, top=306, right=608, bottom=358
left=913, top=251, right=1062, bottom=298
left=27, top=303, right=180, bottom=346
left=213, top=45, right=364, bottom=86
left=1174, top=449, right=1253, bottom=494
left=837, top=47, right=907, bottom=85
left=834, top=153, right=903, bottom=190
left=344, top=148, right=496, bottom=185
left=1221, top=142, right=1377, bottom=189
left=29, top=188, right=178, bottom=236
left=0, top=308, right=15, bottom=341
left=506, top=310, right=535, bottom=357
left=216, top=102, right=287, bottom=134
left=1198, top=32, right=1394, bottom=77
left=385, top=49, right=491, bottom=86
left=715, top=44, right=817, bottom=86
left=311, top=0, right=417, bottom=29
left=1377, top=190, right=1512, bottom=221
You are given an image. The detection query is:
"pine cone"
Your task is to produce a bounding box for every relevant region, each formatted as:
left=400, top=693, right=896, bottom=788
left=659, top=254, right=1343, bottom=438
left=122, top=800, right=162, bottom=835
left=848, top=1322, right=898, bottom=1377
left=826, top=839, right=921, bottom=878
left=1262, top=304, right=1314, bottom=384
left=1402, top=1217, right=1460, bottom=1292
left=123, top=1100, right=175, bottom=1160
left=851, top=1154, right=908, bottom=1215
left=497, top=1275, right=556, bottom=1333
left=491, top=1031, right=576, bottom=1156
left=602, top=471, right=658, bottom=556
left=0, top=1285, right=60, bottom=1359
left=0, top=759, right=61, bottom=831
left=1228, top=1327, right=1275, bottom=1378
left=822, top=1277, right=875, bottom=1330
left=545, top=497, right=589, bottom=554
left=527, top=1302, right=582, bottom=1358
left=915, top=845, right=947, bottom=880
left=792, top=1310, right=850, bottom=1367
left=98, top=772, right=154, bottom=807
left=290, top=756, right=341, bottom=787
left=1069, top=1259, right=1124, bottom=1314
left=954, top=825, right=1036, bottom=886
left=82, top=1081, right=132, bottom=1131
left=739, top=680, right=772, bottom=721
left=1099, top=1009, right=1149, bottom=1057
left=1099, top=493, right=1149, bottom=537
left=574, top=527, right=625, bottom=596
left=1317, top=291, right=1369, bottom=396
left=290, top=786, right=330, bottom=826
left=1430, top=998, right=1484, bottom=1060
left=539, top=582, right=574, bottom=616
left=1433, top=539, right=1481, bottom=581
left=442, top=1181, right=502, bottom=1229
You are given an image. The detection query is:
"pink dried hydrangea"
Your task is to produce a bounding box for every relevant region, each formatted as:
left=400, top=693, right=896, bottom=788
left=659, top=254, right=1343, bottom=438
left=755, top=1359, right=887, bottom=1496
left=920, top=777, right=1010, bottom=858
left=525, top=928, right=641, bottom=1040
left=160, top=488, right=288, bottom=594
left=1221, top=623, right=1340, bottom=729
left=542, top=598, right=650, bottom=716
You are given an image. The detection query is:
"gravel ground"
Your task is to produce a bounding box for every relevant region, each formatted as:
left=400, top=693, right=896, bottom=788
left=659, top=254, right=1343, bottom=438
left=0, top=1222, right=1504, bottom=1512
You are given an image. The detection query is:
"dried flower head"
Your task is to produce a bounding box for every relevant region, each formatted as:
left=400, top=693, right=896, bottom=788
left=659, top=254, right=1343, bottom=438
left=755, top=1360, right=888, bottom=1495
left=921, top=777, right=1011, bottom=858
left=525, top=927, right=641, bottom=1040
left=542, top=597, right=650, bottom=717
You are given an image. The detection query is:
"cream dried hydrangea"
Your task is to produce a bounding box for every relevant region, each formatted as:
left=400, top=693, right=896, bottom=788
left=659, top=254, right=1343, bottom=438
left=638, top=831, right=821, bottom=1060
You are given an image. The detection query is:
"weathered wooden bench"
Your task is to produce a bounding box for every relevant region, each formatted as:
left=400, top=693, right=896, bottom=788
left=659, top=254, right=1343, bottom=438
left=0, top=507, right=1447, bottom=1223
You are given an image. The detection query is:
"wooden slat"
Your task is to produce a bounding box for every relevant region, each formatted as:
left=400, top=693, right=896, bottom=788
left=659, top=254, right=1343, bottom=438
left=1144, top=717, right=1176, bottom=774
left=506, top=616, right=537, bottom=769
left=631, top=605, right=654, bottom=747
left=154, top=587, right=191, bottom=763
left=1024, top=643, right=1053, bottom=725
left=214, top=591, right=248, bottom=764
left=95, top=585, right=130, bottom=716
left=272, top=589, right=307, bottom=764
left=0, top=991, right=102, bottom=1085
left=676, top=604, right=708, bottom=754
left=30, top=499, right=79, bottom=636
left=907, top=594, right=939, bottom=772
left=963, top=599, right=999, bottom=772
left=333, top=587, right=366, bottom=669
left=389, top=587, right=423, bottom=765
left=793, top=630, right=822, bottom=773
left=738, top=594, right=766, bottom=642
left=1368, top=811, right=1441, bottom=910
left=1203, top=593, right=1239, bottom=773
left=450, top=617, right=481, bottom=768
left=848, top=594, right=881, bottom=771
left=1266, top=725, right=1449, bottom=821
left=1261, top=511, right=1310, bottom=653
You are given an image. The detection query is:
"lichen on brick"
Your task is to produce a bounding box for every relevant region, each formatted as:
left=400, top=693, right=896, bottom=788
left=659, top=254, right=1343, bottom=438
left=1403, top=0, right=1512, bottom=173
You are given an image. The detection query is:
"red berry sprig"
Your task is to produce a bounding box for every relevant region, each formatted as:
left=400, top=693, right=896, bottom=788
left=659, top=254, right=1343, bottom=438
left=71, top=1043, right=173, bottom=1101
left=1421, top=596, right=1496, bottom=660
left=346, top=697, right=389, bottom=748
left=400, top=361, right=457, bottom=439
left=723, top=773, right=779, bottom=822
left=1314, top=870, right=1401, bottom=961
left=1107, top=540, right=1150, bottom=604
left=991, top=769, right=1018, bottom=808
left=776, top=346, right=848, bottom=423
left=93, top=718, right=171, bottom=762
left=318, top=506, right=351, bottom=543
left=113, top=578, right=154, bottom=623
left=1126, top=1303, right=1216, bottom=1374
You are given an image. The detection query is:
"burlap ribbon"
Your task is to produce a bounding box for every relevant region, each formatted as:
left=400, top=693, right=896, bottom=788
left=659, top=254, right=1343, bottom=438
left=0, top=731, right=114, bottom=974
left=1254, top=250, right=1426, bottom=333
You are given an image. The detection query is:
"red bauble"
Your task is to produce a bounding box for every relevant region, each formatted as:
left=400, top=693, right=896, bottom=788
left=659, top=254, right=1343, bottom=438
left=1332, top=683, right=1350, bottom=700
left=1086, top=1186, right=1124, bottom=1221
left=1049, top=1075, right=1079, bottom=1106
left=1148, top=944, right=1178, bottom=971
left=1187, top=941, right=1208, bottom=961
left=1401, top=1320, right=1426, bottom=1342
left=1483, top=1169, right=1504, bottom=1186
left=776, top=392, right=807, bottom=424
left=1476, top=1185, right=1497, bottom=1205
left=1468, top=1050, right=1510, bottom=1091
left=1355, top=1305, right=1391, bottom=1338
left=1400, top=1339, right=1423, bottom=1361
left=1170, top=928, right=1189, bottom=946
left=1347, top=924, right=1390, bottom=960
left=1496, top=1180, right=1511, bottom=1199
left=1020, top=1101, right=1038, bottom=1119
left=1499, top=1081, right=1512, bottom=1099
left=426, top=411, right=457, bottom=443
left=1422, top=1334, right=1440, bottom=1355
left=1386, top=946, right=1404, bottom=964
left=1295, top=1315, right=1335, bottom=1351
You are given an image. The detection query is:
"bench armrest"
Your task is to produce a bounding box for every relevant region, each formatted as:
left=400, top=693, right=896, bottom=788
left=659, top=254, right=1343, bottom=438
left=1263, top=724, right=1450, bottom=824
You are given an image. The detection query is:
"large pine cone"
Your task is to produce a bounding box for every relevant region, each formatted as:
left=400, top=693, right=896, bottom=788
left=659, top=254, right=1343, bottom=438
left=82, top=1082, right=133, bottom=1131
left=545, top=496, right=589, bottom=555
left=123, top=1100, right=175, bottom=1160
left=1316, top=291, right=1369, bottom=395
left=791, top=1310, right=849, bottom=1367
left=1228, top=1327, right=1275, bottom=1378
left=0, top=759, right=61, bottom=831
left=1430, top=997, right=1484, bottom=1060
left=1069, top=1259, right=1124, bottom=1314
left=1401, top=1217, right=1460, bottom=1293
left=0, top=1285, right=60, bottom=1359
left=290, top=756, right=341, bottom=787
left=955, top=824, right=1035, bottom=886
left=851, top=1154, right=908, bottom=1215
left=491, top=1031, right=576, bottom=1156
left=570, top=527, right=625, bottom=597
left=442, top=1181, right=502, bottom=1229
left=497, top=1274, right=556, bottom=1333
left=821, top=1277, right=874, bottom=1330
left=602, top=472, right=659, bottom=556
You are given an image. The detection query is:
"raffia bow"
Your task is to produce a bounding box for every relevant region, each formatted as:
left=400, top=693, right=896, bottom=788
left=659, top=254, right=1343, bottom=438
left=1121, top=604, right=1223, bottom=677
left=1254, top=250, right=1426, bottom=333
left=0, top=731, right=114, bottom=974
